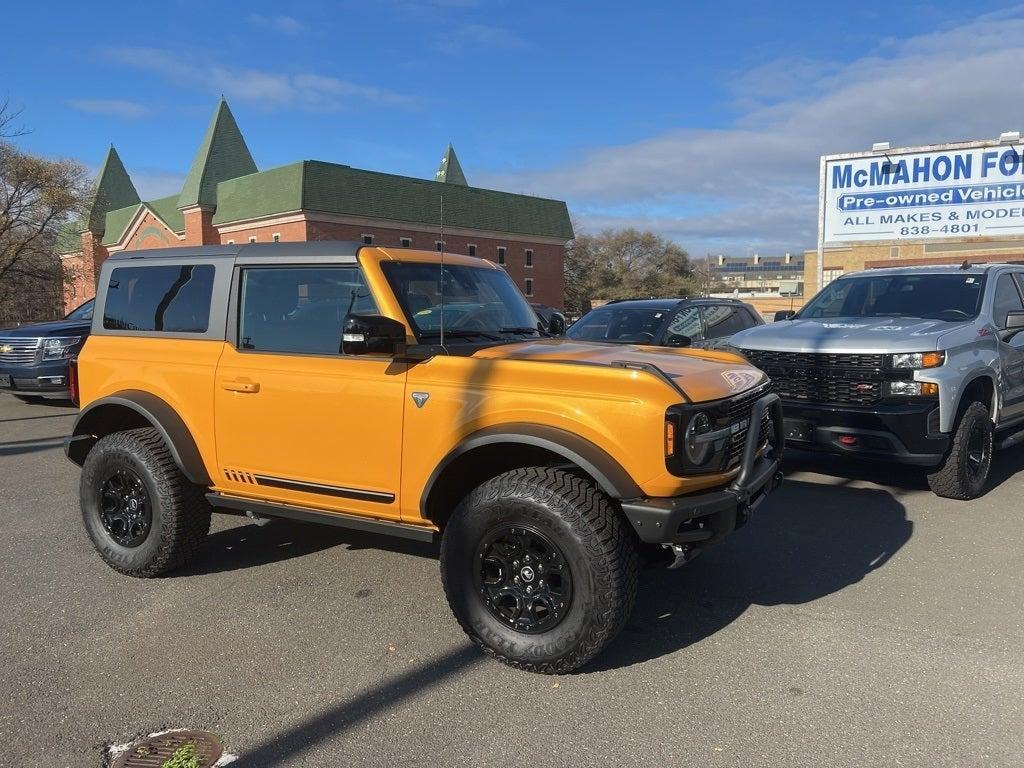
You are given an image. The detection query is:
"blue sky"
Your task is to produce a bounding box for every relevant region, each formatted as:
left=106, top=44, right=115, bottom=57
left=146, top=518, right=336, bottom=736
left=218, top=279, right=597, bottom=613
left=5, top=0, right=1024, bottom=255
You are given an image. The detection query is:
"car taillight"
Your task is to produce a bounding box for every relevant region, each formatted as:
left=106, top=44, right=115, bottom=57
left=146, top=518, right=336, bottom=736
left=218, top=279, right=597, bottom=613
left=68, top=358, right=79, bottom=407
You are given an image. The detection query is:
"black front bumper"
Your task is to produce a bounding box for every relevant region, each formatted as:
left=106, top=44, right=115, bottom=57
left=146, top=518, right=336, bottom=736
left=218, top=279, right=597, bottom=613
left=0, top=359, right=72, bottom=399
left=621, top=393, right=784, bottom=550
left=781, top=399, right=948, bottom=466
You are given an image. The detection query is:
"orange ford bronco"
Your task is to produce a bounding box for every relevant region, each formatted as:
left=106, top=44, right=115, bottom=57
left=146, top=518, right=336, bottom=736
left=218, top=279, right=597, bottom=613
left=66, top=241, right=783, bottom=673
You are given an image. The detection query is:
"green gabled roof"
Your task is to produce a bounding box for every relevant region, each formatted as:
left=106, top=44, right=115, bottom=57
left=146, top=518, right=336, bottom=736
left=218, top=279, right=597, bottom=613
left=86, top=146, right=140, bottom=234
left=178, top=98, right=257, bottom=210
left=100, top=195, right=186, bottom=246
left=213, top=160, right=574, bottom=240
left=434, top=144, right=467, bottom=186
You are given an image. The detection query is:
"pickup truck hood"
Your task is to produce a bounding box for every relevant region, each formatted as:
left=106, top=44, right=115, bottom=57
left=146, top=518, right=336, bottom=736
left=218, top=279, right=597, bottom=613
left=472, top=338, right=767, bottom=402
left=730, top=316, right=970, bottom=354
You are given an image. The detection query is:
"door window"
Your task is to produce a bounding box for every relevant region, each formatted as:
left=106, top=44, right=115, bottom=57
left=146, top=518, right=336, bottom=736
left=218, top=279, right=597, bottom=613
left=238, top=267, right=377, bottom=354
left=701, top=304, right=752, bottom=339
left=993, top=274, right=1024, bottom=328
left=665, top=307, right=703, bottom=343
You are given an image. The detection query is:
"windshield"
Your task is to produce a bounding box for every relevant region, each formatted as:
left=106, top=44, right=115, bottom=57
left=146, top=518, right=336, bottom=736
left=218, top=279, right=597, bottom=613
left=64, top=298, right=94, bottom=321
left=382, top=262, right=540, bottom=341
left=565, top=306, right=668, bottom=343
left=800, top=273, right=986, bottom=321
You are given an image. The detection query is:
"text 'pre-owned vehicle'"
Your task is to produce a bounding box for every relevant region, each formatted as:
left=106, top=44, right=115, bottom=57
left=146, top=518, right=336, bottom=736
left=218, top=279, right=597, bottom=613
left=66, top=242, right=783, bottom=673
left=732, top=263, right=1024, bottom=499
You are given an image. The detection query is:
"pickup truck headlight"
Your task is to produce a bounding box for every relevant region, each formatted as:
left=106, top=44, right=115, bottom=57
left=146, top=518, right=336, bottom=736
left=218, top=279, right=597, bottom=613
left=886, top=381, right=939, bottom=397
left=41, top=336, right=81, bottom=360
left=890, top=351, right=944, bottom=369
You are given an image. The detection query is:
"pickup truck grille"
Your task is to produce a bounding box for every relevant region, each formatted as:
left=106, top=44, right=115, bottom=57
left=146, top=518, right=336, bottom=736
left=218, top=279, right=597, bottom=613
left=739, top=349, right=884, bottom=406
left=0, top=337, right=40, bottom=366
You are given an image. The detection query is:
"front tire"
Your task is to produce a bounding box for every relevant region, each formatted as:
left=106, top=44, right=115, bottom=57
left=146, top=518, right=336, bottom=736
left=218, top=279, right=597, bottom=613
left=80, top=427, right=211, bottom=577
left=440, top=467, right=638, bottom=674
left=927, top=401, right=993, bottom=500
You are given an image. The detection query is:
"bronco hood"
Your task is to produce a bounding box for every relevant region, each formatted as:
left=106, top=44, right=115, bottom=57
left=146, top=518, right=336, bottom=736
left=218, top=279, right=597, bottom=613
left=730, top=316, right=968, bottom=354
left=472, top=339, right=767, bottom=402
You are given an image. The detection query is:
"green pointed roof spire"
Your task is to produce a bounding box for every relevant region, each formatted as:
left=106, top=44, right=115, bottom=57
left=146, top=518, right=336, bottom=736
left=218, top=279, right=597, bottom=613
left=86, top=145, right=140, bottom=234
left=434, top=143, right=467, bottom=186
left=178, top=98, right=257, bottom=209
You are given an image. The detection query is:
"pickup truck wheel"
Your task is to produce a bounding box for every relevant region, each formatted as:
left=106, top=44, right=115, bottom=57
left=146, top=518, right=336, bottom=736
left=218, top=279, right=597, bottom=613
left=440, top=467, right=638, bottom=674
left=80, top=427, right=211, bottom=577
left=927, top=401, right=993, bottom=500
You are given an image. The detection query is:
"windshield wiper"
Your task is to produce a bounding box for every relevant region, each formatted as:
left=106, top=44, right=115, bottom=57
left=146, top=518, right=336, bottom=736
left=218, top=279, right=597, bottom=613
left=499, top=326, right=542, bottom=336
left=419, top=329, right=504, bottom=341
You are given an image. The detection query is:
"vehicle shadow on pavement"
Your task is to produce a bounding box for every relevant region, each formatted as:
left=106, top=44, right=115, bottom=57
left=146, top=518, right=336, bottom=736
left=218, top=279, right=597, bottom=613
left=0, top=435, right=68, bottom=457
left=179, top=518, right=438, bottom=576
left=782, top=443, right=1024, bottom=496
left=585, top=477, right=912, bottom=672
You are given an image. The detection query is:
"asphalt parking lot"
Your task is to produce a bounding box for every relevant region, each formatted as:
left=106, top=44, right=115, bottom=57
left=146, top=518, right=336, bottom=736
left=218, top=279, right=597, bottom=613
left=1, top=394, right=1022, bottom=767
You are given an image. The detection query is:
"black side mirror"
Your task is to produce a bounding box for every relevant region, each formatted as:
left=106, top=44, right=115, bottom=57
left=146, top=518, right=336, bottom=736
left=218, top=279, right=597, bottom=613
left=1004, top=310, right=1024, bottom=334
left=774, top=310, right=797, bottom=322
left=342, top=314, right=406, bottom=355
left=666, top=333, right=692, bottom=348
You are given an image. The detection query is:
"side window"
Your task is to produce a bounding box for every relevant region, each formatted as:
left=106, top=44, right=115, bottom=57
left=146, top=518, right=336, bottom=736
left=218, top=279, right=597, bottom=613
left=993, top=274, right=1024, bottom=328
left=238, top=266, right=378, bottom=354
left=701, top=305, right=749, bottom=339
left=103, top=265, right=215, bottom=333
left=666, top=307, right=703, bottom=342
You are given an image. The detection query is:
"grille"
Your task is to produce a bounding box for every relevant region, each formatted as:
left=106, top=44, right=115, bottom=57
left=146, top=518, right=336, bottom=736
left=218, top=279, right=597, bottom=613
left=714, top=383, right=771, bottom=469
left=0, top=337, right=40, bottom=366
left=740, top=349, right=884, bottom=406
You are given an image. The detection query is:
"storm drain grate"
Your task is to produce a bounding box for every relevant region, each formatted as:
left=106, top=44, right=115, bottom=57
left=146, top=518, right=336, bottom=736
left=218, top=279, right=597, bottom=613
left=111, top=730, right=223, bottom=768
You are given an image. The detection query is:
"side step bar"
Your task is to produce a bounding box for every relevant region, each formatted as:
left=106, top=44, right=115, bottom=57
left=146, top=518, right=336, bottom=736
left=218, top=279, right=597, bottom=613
left=997, top=425, right=1024, bottom=451
left=206, top=493, right=438, bottom=544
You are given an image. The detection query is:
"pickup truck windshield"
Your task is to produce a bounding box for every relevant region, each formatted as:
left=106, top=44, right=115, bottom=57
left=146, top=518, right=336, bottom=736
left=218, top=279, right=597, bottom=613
left=800, top=273, right=986, bottom=321
left=382, top=262, right=540, bottom=341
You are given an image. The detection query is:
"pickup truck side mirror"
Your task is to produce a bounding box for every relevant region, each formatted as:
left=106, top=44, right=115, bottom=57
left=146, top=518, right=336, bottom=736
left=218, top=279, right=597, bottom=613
left=1004, top=310, right=1024, bottom=335
left=774, top=310, right=797, bottom=322
left=666, top=333, right=692, bottom=348
left=342, top=314, right=406, bottom=355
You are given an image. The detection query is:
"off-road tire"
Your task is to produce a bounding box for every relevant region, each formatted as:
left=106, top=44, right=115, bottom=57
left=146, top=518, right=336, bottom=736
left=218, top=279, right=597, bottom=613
left=927, top=401, right=993, bottom=500
left=440, top=467, right=638, bottom=674
left=80, top=427, right=211, bottom=577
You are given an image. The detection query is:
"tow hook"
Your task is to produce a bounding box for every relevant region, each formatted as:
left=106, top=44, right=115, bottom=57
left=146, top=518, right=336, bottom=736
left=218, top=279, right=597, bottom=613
left=773, top=470, right=784, bottom=490
left=665, top=543, right=698, bottom=569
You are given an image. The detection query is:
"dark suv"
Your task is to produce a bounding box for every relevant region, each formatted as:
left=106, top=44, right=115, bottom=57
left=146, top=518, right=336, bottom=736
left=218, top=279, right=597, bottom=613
left=566, top=298, right=764, bottom=349
left=0, top=299, right=93, bottom=401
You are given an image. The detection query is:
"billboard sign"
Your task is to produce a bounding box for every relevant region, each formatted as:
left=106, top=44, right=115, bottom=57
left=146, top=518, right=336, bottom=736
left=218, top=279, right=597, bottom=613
left=823, top=144, right=1024, bottom=243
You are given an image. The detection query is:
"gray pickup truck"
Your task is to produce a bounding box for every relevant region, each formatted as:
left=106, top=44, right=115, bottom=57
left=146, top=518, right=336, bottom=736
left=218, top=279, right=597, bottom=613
left=730, top=263, right=1024, bottom=499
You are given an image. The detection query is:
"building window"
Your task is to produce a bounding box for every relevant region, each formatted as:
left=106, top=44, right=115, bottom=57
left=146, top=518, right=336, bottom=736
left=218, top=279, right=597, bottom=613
left=362, top=234, right=374, bottom=245
left=226, top=239, right=235, bottom=245
left=524, top=278, right=534, bottom=297
left=468, top=244, right=477, bottom=257
left=525, top=249, right=533, bottom=268
left=248, top=236, right=257, bottom=243
left=890, top=246, right=900, bottom=259
left=272, top=233, right=281, bottom=243
left=823, top=268, right=844, bottom=286
left=435, top=240, right=445, bottom=252
left=497, top=246, right=506, bottom=266
left=400, top=237, right=412, bottom=247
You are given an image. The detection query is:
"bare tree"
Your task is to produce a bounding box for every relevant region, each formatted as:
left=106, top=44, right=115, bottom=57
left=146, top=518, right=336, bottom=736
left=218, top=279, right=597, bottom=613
left=563, top=228, right=697, bottom=316
left=0, top=102, right=91, bottom=325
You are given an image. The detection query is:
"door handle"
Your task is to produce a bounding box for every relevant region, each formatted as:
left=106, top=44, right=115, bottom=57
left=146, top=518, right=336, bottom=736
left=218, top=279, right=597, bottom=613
left=222, top=379, right=260, bottom=393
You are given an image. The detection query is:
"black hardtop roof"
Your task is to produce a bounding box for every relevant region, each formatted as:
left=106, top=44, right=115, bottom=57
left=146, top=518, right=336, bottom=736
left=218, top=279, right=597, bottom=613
left=106, top=240, right=362, bottom=263
left=599, top=297, right=745, bottom=309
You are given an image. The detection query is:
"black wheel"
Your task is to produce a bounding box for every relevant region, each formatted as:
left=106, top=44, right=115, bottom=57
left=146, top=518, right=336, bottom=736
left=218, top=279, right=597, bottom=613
left=440, top=467, right=638, bottom=674
left=927, top=401, right=993, bottom=500
left=80, top=428, right=211, bottom=577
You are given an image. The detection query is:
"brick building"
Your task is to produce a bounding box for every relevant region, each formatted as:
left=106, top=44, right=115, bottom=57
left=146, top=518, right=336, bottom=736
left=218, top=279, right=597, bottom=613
left=60, top=99, right=574, bottom=310
left=711, top=252, right=804, bottom=294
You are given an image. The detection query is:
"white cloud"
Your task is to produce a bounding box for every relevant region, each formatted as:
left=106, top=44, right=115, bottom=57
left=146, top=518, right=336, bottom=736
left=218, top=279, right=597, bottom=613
left=102, top=47, right=416, bottom=112
left=247, top=14, right=307, bottom=36
left=483, top=8, right=1024, bottom=255
left=69, top=99, right=151, bottom=119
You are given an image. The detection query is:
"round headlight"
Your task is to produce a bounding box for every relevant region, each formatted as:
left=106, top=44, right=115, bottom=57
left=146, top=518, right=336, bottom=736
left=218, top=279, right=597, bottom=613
left=684, top=411, right=713, bottom=466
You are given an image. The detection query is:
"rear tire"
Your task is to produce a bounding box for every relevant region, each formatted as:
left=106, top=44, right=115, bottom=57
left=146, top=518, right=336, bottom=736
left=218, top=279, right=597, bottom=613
left=80, top=428, right=211, bottom=577
left=440, top=467, right=638, bottom=674
left=927, top=401, right=993, bottom=500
